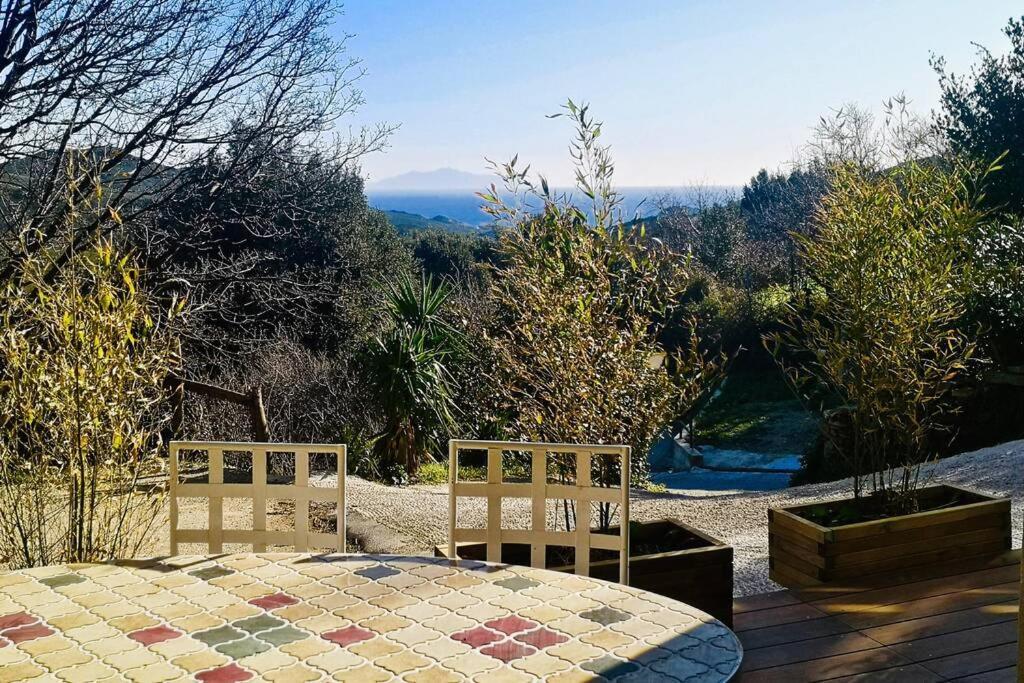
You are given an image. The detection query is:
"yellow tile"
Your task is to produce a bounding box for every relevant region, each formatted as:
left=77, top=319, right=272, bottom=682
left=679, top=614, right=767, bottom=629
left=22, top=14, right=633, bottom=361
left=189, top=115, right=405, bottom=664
left=581, top=629, right=632, bottom=650
left=359, top=614, right=410, bottom=634
left=103, top=647, right=162, bottom=672
left=311, top=592, right=359, bottom=611
left=73, top=591, right=119, bottom=609
left=280, top=637, right=334, bottom=659
left=546, top=640, right=604, bottom=664
left=348, top=638, right=402, bottom=660
left=263, top=663, right=321, bottom=682
left=171, top=613, right=223, bottom=633
left=211, top=603, right=260, bottom=622
left=91, top=600, right=143, bottom=620
left=55, top=660, right=117, bottom=683
left=36, top=645, right=92, bottom=670
left=293, top=613, right=348, bottom=635
left=0, top=661, right=46, bottom=682
left=403, top=666, right=461, bottom=683
left=274, top=603, right=323, bottom=622
left=473, top=668, right=532, bottom=683
left=440, top=651, right=500, bottom=678
left=82, top=636, right=137, bottom=658
left=20, top=635, right=73, bottom=657
left=65, top=622, right=121, bottom=644
left=511, top=651, right=571, bottom=678
left=333, top=603, right=382, bottom=622
left=238, top=648, right=295, bottom=674
left=49, top=611, right=101, bottom=631
left=109, top=614, right=160, bottom=632
left=375, top=650, right=433, bottom=676
left=149, top=601, right=200, bottom=621
left=171, top=650, right=229, bottom=674
left=124, top=661, right=186, bottom=683
left=369, top=593, right=417, bottom=611
left=148, top=635, right=204, bottom=659
left=305, top=647, right=364, bottom=675
left=332, top=664, right=392, bottom=682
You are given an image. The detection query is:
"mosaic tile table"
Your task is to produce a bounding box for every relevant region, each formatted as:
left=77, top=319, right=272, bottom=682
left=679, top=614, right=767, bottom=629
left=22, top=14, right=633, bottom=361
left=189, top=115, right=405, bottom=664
left=0, top=554, right=742, bottom=682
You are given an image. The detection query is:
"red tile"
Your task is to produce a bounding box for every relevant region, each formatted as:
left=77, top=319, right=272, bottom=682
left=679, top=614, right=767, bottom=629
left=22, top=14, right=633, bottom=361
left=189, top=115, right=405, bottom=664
left=484, top=615, right=537, bottom=635
left=322, top=626, right=374, bottom=646
left=451, top=626, right=503, bottom=648
left=129, top=625, right=182, bottom=645
left=248, top=593, right=298, bottom=610
left=515, top=627, right=568, bottom=649
left=480, top=640, right=536, bottom=662
left=4, top=623, right=53, bottom=643
left=196, top=664, right=254, bottom=682
left=0, top=613, right=35, bottom=630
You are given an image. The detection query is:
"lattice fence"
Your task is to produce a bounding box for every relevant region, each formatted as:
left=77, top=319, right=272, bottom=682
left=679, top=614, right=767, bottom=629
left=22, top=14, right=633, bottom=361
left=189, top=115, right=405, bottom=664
left=169, top=441, right=346, bottom=553
left=448, top=439, right=630, bottom=583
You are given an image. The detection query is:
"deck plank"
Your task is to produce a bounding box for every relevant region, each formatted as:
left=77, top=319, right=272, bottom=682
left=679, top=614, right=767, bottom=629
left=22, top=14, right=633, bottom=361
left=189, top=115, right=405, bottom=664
left=918, top=642, right=1018, bottom=679
left=734, top=557, right=1020, bottom=682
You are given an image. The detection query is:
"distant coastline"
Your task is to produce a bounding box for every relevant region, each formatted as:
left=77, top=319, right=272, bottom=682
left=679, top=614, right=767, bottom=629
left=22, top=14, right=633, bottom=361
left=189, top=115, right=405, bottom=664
left=368, top=186, right=739, bottom=227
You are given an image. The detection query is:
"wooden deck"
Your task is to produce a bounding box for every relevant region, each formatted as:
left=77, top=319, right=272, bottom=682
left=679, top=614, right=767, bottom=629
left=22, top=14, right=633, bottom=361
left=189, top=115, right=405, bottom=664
left=733, top=552, right=1021, bottom=681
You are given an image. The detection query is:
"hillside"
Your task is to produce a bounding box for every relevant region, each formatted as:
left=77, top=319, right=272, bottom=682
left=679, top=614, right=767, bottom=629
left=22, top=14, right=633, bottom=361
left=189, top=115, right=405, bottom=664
left=382, top=209, right=481, bottom=235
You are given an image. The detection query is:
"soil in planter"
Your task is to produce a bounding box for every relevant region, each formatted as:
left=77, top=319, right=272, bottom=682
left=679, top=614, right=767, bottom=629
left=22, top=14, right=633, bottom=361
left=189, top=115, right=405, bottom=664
left=455, top=521, right=713, bottom=567
left=795, top=486, right=991, bottom=527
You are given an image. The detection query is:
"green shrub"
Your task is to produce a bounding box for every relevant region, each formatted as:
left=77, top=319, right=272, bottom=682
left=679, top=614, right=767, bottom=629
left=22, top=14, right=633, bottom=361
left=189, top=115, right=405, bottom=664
left=767, top=159, right=988, bottom=511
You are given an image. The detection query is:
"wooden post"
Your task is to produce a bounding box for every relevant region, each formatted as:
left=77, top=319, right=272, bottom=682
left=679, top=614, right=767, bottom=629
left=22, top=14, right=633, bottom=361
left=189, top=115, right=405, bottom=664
left=249, top=386, right=270, bottom=442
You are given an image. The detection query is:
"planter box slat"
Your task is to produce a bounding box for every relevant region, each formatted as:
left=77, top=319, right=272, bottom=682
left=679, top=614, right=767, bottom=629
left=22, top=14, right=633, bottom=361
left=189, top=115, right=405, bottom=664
left=829, top=527, right=1008, bottom=569
left=769, top=485, right=1011, bottom=588
left=830, top=499, right=1009, bottom=542
left=823, top=512, right=1010, bottom=556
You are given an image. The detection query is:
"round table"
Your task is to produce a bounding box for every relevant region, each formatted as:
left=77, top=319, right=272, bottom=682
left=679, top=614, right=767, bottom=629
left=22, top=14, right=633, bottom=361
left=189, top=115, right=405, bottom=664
left=0, top=554, right=742, bottom=681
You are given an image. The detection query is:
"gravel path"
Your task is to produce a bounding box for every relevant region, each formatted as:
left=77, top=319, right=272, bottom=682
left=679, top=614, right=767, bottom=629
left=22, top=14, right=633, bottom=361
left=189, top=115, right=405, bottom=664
left=335, top=439, right=1024, bottom=596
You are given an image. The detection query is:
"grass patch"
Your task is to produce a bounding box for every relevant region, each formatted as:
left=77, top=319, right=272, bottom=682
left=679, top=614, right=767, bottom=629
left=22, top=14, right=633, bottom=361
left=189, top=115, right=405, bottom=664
left=696, top=367, right=818, bottom=455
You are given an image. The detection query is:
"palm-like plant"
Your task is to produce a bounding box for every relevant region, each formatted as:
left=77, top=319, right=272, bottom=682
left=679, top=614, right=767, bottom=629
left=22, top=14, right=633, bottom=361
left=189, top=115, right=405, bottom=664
left=365, top=274, right=463, bottom=482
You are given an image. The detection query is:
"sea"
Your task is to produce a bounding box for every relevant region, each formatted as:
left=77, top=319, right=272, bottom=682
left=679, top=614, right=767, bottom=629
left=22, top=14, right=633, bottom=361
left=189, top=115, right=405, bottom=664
left=367, top=186, right=739, bottom=226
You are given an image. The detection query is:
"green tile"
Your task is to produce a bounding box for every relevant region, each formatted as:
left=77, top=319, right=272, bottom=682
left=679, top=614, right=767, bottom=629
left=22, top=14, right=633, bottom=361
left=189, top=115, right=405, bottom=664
left=189, top=566, right=234, bottom=581
left=258, top=626, right=309, bottom=647
left=193, top=625, right=245, bottom=646
left=40, top=574, right=86, bottom=588
left=215, top=636, right=271, bottom=659
left=233, top=614, right=284, bottom=634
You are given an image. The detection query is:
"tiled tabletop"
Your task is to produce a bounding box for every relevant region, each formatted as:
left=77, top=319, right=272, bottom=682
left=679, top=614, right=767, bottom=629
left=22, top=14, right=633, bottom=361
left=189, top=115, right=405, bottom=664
left=0, top=553, right=742, bottom=682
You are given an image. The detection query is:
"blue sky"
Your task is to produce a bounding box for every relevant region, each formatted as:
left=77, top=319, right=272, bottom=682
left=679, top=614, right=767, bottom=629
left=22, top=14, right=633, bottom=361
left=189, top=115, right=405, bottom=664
left=340, top=1, right=1019, bottom=186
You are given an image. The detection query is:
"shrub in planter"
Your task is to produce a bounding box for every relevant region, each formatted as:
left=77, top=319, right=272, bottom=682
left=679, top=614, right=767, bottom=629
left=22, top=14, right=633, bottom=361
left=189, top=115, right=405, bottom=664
left=765, top=158, right=1011, bottom=585
left=458, top=104, right=734, bottom=619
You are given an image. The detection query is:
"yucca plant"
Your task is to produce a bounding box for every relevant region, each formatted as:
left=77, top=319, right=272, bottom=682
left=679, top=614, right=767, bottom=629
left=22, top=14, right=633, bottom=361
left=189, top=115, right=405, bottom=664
left=364, top=274, right=464, bottom=482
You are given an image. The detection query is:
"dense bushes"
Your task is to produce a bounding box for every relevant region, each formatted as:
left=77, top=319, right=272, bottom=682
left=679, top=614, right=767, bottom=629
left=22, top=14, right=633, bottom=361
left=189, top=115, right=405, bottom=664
left=767, top=159, right=988, bottom=507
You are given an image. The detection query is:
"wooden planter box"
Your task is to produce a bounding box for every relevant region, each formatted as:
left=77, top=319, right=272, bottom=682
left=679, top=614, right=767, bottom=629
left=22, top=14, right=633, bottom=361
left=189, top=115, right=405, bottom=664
left=768, top=484, right=1012, bottom=588
left=436, top=518, right=734, bottom=626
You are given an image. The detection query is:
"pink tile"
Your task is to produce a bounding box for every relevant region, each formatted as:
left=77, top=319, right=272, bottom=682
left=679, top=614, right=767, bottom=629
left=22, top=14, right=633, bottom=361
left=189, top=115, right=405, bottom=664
left=0, top=613, right=35, bottom=630
left=322, top=626, right=373, bottom=646
left=480, top=640, right=536, bottom=662
left=196, top=664, right=254, bottom=682
left=248, top=593, right=298, bottom=610
left=4, top=623, right=53, bottom=643
left=485, top=616, right=537, bottom=635
left=515, top=627, right=568, bottom=649
left=451, top=626, right=503, bottom=648
left=129, top=625, right=182, bottom=646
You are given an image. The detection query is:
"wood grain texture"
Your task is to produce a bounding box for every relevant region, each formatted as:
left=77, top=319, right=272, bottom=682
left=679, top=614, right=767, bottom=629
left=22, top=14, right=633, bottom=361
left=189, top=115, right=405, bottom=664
left=448, top=439, right=630, bottom=583
left=169, top=441, right=347, bottom=553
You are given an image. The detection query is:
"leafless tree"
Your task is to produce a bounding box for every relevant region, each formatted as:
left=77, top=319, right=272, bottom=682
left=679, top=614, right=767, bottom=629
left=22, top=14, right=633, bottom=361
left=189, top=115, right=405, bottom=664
left=0, top=0, right=393, bottom=278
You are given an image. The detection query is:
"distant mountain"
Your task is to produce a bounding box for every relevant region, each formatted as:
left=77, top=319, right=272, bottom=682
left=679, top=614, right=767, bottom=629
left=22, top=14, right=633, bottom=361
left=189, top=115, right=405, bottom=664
left=381, top=210, right=482, bottom=235
left=369, top=168, right=497, bottom=192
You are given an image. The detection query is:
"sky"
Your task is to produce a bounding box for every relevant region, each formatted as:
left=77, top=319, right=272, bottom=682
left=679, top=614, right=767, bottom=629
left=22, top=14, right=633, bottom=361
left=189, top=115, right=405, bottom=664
left=339, top=1, right=1020, bottom=187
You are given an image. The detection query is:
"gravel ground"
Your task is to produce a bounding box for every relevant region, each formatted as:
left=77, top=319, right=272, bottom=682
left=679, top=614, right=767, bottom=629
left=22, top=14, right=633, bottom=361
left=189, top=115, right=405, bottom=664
left=332, top=439, right=1024, bottom=596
